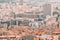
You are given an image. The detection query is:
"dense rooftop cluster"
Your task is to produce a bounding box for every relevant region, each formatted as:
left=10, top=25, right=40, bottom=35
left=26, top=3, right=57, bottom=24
left=0, top=0, right=60, bottom=40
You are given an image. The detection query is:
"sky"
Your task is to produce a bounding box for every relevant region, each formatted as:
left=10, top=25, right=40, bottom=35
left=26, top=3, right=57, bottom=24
left=0, top=0, right=60, bottom=3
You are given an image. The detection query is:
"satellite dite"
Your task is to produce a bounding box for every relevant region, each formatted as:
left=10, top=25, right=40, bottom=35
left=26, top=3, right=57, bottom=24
left=0, top=0, right=59, bottom=40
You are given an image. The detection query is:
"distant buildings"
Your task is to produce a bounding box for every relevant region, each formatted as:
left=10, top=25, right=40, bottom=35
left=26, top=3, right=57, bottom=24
left=0, top=2, right=59, bottom=29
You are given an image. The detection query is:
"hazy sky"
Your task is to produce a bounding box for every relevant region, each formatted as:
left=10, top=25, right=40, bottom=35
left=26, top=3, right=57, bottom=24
left=0, top=0, right=60, bottom=3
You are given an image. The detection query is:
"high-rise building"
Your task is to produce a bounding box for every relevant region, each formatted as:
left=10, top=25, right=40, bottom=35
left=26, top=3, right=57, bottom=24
left=43, top=4, right=51, bottom=16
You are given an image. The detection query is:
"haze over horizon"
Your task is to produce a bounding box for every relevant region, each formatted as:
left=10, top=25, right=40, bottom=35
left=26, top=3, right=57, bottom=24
left=0, top=0, right=59, bottom=3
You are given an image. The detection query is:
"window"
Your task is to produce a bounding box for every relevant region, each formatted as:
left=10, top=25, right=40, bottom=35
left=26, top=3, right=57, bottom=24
left=16, top=14, right=22, bottom=18
left=11, top=20, right=17, bottom=25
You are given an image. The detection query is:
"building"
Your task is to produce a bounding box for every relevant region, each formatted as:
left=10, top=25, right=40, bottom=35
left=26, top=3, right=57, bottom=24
left=43, top=4, right=51, bottom=16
